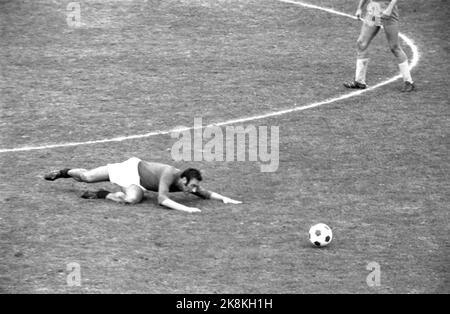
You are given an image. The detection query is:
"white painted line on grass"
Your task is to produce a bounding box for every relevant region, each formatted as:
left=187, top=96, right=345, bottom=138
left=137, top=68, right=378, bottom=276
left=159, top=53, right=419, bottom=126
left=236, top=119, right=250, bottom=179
left=0, top=0, right=419, bottom=154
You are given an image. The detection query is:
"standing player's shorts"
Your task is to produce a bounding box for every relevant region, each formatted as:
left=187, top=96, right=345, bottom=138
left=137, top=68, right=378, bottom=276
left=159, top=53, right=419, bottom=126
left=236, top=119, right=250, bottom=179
left=107, top=157, right=147, bottom=191
left=364, top=0, right=399, bottom=27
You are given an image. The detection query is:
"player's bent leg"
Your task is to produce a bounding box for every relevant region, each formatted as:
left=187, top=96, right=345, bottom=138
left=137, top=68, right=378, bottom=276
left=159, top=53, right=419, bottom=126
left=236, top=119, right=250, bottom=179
left=105, top=185, right=143, bottom=204
left=45, top=166, right=109, bottom=182
left=356, top=23, right=380, bottom=59
left=384, top=24, right=415, bottom=91
left=70, top=166, right=109, bottom=183
left=384, top=24, right=407, bottom=63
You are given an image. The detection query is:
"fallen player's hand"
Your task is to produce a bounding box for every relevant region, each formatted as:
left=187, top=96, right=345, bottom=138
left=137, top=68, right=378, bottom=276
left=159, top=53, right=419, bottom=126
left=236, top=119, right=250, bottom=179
left=222, top=197, right=242, bottom=205
left=185, top=207, right=201, bottom=213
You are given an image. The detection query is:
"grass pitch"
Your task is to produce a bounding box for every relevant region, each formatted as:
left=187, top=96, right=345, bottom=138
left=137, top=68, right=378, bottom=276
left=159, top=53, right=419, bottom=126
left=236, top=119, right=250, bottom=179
left=0, top=0, right=449, bottom=293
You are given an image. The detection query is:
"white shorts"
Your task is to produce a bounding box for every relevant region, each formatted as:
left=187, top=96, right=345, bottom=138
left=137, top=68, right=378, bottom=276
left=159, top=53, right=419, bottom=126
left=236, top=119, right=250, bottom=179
left=107, top=157, right=147, bottom=191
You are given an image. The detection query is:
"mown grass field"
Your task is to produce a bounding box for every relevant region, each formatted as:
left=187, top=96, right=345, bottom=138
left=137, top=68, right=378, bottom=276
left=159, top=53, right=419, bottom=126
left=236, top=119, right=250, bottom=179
left=0, top=0, right=449, bottom=293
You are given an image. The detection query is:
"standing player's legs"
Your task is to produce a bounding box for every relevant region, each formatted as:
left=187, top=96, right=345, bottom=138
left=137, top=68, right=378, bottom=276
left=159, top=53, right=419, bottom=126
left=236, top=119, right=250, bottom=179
left=384, top=23, right=415, bottom=92
left=344, top=23, right=380, bottom=89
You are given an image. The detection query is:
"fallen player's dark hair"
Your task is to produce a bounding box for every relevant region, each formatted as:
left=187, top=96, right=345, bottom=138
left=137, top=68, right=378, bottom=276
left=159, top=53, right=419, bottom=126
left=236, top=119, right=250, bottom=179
left=180, top=168, right=203, bottom=183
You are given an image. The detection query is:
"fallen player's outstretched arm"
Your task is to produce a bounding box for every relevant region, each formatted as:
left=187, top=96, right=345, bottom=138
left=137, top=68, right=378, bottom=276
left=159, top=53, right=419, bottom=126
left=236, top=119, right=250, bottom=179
left=210, top=192, right=242, bottom=204
left=192, top=188, right=242, bottom=204
left=159, top=198, right=201, bottom=213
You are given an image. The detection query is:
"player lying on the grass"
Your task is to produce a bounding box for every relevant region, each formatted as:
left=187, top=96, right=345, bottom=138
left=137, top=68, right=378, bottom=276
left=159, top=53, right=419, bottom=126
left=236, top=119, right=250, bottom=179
left=344, top=0, right=415, bottom=92
left=44, top=157, right=242, bottom=213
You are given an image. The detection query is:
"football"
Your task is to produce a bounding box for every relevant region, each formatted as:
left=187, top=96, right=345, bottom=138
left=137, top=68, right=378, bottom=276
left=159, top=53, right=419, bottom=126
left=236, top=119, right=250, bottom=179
left=309, top=223, right=333, bottom=247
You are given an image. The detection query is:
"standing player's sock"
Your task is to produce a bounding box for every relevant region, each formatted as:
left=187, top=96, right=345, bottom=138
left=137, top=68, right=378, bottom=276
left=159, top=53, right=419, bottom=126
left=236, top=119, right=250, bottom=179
left=355, top=58, right=369, bottom=84
left=398, top=60, right=413, bottom=83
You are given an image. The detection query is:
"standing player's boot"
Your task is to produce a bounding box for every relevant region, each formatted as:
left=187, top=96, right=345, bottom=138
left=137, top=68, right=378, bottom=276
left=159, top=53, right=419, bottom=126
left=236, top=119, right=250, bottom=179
left=398, top=61, right=415, bottom=92
left=401, top=81, right=416, bottom=92
left=345, top=58, right=369, bottom=90
left=44, top=168, right=71, bottom=181
left=343, top=80, right=367, bottom=89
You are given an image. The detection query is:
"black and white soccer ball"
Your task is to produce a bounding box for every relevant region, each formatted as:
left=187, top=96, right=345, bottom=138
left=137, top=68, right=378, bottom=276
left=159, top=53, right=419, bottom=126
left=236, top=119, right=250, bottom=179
left=309, top=223, right=333, bottom=247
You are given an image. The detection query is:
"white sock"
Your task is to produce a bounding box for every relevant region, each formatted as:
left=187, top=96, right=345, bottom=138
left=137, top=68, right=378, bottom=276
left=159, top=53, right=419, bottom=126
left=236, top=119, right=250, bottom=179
left=355, top=58, right=369, bottom=84
left=399, top=61, right=413, bottom=83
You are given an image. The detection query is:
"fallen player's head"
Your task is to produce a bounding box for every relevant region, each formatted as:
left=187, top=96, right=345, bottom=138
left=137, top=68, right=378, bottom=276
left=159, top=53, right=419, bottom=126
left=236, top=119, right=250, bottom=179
left=180, top=168, right=202, bottom=193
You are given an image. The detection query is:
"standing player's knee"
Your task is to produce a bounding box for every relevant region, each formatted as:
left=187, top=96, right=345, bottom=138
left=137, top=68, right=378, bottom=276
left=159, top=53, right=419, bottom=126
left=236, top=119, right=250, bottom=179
left=357, top=39, right=368, bottom=52
left=390, top=44, right=402, bottom=56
